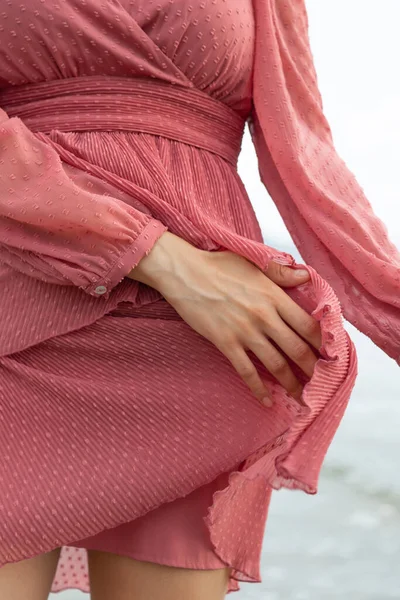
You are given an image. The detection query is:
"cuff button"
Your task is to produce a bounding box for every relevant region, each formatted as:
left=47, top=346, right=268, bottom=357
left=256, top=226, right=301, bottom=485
left=94, top=285, right=107, bottom=295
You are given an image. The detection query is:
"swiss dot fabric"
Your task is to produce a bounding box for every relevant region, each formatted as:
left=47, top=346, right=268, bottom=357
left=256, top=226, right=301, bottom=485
left=0, top=0, right=399, bottom=597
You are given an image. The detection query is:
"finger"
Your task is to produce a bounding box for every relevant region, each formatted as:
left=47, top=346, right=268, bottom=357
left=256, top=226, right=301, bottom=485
left=246, top=332, right=303, bottom=400
left=264, top=261, right=310, bottom=288
left=271, top=288, right=322, bottom=351
left=260, top=316, right=318, bottom=379
left=219, top=342, right=273, bottom=406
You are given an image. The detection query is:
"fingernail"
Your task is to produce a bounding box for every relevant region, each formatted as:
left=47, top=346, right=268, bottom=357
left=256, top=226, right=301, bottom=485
left=261, top=396, right=273, bottom=407
left=294, top=269, right=309, bottom=278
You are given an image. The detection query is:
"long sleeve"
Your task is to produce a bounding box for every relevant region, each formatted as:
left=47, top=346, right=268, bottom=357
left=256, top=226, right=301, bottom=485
left=250, top=0, right=400, bottom=363
left=0, top=107, right=168, bottom=300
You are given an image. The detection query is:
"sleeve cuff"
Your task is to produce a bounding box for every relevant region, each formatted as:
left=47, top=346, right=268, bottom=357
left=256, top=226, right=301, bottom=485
left=84, top=218, right=168, bottom=299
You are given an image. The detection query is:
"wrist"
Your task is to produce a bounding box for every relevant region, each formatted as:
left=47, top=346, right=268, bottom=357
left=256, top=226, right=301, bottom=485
left=127, top=231, right=203, bottom=291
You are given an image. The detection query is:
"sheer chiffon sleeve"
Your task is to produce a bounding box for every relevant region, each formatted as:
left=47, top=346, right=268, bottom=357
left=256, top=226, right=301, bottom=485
left=0, top=107, right=168, bottom=299
left=250, top=0, right=400, bottom=363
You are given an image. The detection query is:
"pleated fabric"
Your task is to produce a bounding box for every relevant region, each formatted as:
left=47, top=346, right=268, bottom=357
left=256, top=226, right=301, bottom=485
left=0, top=0, right=399, bottom=596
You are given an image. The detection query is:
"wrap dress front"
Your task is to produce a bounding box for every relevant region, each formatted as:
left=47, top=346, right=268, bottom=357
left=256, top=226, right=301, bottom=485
left=0, top=0, right=399, bottom=596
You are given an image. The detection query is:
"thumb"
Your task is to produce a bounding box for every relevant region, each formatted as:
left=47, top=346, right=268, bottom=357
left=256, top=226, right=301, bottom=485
left=264, top=261, right=310, bottom=288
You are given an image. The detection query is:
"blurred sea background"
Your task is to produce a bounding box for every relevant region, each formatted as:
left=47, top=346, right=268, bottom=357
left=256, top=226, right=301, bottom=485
left=53, top=1, right=399, bottom=598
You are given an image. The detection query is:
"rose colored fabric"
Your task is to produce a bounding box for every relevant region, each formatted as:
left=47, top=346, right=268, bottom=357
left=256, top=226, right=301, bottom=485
left=69, top=463, right=239, bottom=572
left=0, top=0, right=399, bottom=595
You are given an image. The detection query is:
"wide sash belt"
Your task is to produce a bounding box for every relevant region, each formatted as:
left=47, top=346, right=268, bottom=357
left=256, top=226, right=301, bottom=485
left=0, top=75, right=246, bottom=167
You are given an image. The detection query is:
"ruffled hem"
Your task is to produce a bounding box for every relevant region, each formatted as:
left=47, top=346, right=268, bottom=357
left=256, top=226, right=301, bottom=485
left=203, top=264, right=358, bottom=594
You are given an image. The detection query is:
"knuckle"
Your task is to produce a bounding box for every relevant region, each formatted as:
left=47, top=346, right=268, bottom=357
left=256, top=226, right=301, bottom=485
left=238, top=364, right=256, bottom=380
left=251, top=304, right=271, bottom=323
left=291, top=342, right=311, bottom=360
left=273, top=263, right=286, bottom=278
left=268, top=357, right=288, bottom=375
left=254, top=305, right=275, bottom=328
left=303, top=318, right=320, bottom=336
left=249, top=333, right=270, bottom=350
left=234, top=317, right=252, bottom=334
left=215, top=333, right=237, bottom=352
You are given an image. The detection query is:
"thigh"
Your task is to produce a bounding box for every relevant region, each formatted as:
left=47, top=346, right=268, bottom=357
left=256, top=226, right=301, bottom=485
left=88, top=549, right=231, bottom=600
left=0, top=547, right=61, bottom=600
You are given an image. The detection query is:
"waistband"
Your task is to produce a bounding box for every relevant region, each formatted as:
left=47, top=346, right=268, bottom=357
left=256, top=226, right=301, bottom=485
left=0, top=75, right=246, bottom=167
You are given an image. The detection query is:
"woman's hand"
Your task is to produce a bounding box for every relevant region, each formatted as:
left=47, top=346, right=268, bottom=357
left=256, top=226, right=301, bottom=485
left=128, top=232, right=322, bottom=406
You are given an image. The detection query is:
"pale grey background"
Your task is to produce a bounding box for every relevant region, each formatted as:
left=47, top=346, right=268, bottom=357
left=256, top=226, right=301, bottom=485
left=53, top=1, right=400, bottom=598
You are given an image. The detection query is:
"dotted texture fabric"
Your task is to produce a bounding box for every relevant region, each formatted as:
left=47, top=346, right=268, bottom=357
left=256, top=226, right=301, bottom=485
left=0, top=0, right=399, bottom=596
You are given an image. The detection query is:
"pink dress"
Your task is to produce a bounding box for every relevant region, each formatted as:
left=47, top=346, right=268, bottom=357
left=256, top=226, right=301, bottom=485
left=0, top=0, right=399, bottom=595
